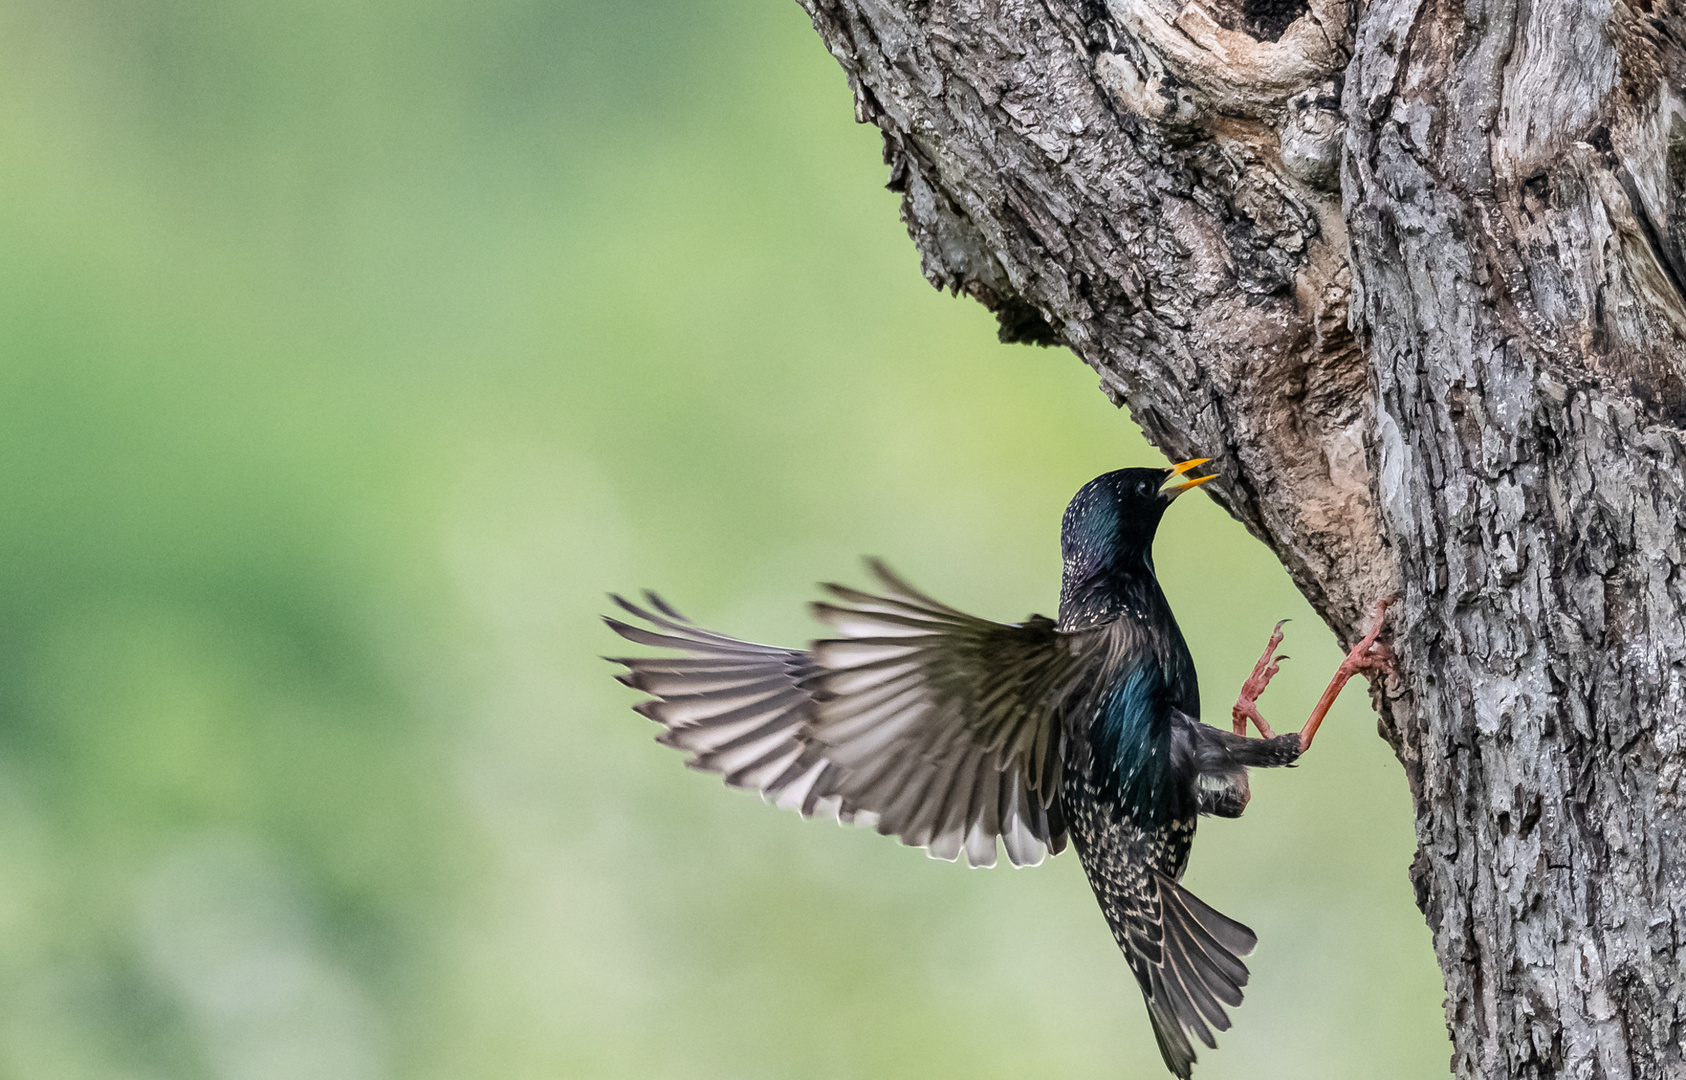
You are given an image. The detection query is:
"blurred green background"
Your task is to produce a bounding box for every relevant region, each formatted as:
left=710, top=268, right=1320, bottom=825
left=0, top=0, right=1447, bottom=1076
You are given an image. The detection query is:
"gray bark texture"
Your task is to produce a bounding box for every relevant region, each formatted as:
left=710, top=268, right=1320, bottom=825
left=793, top=0, right=1686, bottom=1076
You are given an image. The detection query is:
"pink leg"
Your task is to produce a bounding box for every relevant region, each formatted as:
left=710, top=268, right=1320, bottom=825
left=1295, top=597, right=1396, bottom=753
left=1230, top=598, right=1398, bottom=753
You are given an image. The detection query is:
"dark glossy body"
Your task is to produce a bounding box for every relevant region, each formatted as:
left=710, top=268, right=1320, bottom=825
left=1058, top=468, right=1304, bottom=1075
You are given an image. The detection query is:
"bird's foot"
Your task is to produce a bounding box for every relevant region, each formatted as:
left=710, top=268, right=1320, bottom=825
left=1231, top=619, right=1288, bottom=737
left=1297, top=595, right=1399, bottom=754
left=1334, top=597, right=1398, bottom=681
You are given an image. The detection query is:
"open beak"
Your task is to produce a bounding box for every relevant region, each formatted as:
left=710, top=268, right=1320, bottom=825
left=1161, top=457, right=1215, bottom=500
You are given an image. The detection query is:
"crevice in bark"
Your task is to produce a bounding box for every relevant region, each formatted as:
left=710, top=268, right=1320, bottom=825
left=1615, top=159, right=1686, bottom=310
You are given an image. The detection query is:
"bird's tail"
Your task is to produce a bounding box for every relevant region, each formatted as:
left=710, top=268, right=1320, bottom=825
left=1101, top=870, right=1257, bottom=1079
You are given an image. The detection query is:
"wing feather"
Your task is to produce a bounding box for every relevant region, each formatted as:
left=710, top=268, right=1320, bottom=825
left=605, top=563, right=1098, bottom=866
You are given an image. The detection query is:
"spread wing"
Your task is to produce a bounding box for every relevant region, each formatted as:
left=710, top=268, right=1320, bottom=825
left=604, top=559, right=1098, bottom=867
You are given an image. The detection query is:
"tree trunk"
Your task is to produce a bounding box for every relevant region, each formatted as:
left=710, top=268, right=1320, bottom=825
left=794, top=0, right=1686, bottom=1076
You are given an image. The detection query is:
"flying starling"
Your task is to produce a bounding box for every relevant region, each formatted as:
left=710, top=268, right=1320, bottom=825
left=605, top=460, right=1392, bottom=1078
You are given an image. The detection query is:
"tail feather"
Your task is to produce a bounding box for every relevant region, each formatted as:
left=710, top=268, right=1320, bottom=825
left=1147, top=873, right=1253, bottom=1076
left=1090, top=866, right=1255, bottom=1079
left=1170, top=882, right=1258, bottom=958
left=1161, top=898, right=1245, bottom=1012
left=1152, top=959, right=1216, bottom=1049
left=1144, top=980, right=1200, bottom=1079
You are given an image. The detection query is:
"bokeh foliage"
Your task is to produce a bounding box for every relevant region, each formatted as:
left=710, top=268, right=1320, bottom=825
left=0, top=0, right=1447, bottom=1076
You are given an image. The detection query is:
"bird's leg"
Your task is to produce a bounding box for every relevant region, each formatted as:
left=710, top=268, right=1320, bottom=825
left=1295, top=597, right=1397, bottom=754
left=1231, top=600, right=1398, bottom=751
left=1231, top=619, right=1288, bottom=737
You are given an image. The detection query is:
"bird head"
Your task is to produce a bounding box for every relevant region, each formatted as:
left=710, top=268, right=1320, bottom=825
left=1058, top=460, right=1213, bottom=624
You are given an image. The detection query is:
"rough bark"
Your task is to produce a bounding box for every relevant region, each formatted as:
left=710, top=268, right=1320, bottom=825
left=793, top=0, right=1686, bottom=1076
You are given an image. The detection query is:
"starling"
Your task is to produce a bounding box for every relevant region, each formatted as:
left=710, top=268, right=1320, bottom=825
left=604, top=460, right=1392, bottom=1078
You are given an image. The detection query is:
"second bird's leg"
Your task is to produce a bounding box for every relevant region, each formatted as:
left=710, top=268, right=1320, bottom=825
left=1230, top=598, right=1397, bottom=753
left=1231, top=620, right=1287, bottom=737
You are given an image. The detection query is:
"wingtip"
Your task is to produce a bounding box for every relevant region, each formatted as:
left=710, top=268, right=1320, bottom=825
left=607, top=592, right=652, bottom=620
left=605, top=592, right=653, bottom=622
left=643, top=590, right=689, bottom=622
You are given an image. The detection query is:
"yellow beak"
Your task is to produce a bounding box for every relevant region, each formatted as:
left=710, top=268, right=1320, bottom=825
left=1162, top=457, right=1215, bottom=499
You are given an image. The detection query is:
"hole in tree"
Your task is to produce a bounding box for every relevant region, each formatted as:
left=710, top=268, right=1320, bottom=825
left=1240, top=0, right=1308, bottom=40
left=994, top=298, right=1062, bottom=347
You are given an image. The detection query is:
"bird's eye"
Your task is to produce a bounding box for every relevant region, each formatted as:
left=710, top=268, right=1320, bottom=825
left=1139, top=480, right=1154, bottom=496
